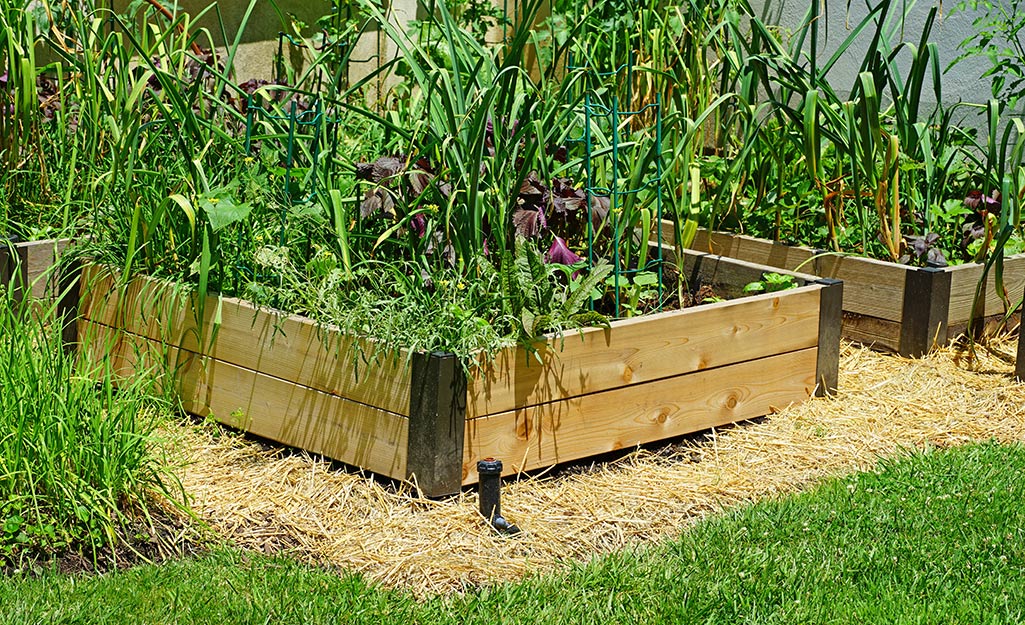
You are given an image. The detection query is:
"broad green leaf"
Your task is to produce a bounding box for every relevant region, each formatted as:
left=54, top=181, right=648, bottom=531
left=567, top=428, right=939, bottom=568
left=200, top=191, right=253, bottom=232
left=633, top=271, right=659, bottom=287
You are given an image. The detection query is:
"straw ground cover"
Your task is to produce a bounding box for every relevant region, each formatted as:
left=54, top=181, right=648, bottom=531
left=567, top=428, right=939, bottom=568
left=130, top=338, right=1025, bottom=595
left=2, top=438, right=1024, bottom=623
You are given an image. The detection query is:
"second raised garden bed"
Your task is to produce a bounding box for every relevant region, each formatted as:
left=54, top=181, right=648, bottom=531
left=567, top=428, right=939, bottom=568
left=666, top=225, right=1025, bottom=357
left=77, top=250, right=842, bottom=496
left=0, top=238, right=71, bottom=303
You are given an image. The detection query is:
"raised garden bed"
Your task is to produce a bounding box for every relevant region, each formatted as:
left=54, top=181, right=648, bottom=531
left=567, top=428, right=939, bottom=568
left=1, top=238, right=78, bottom=343
left=0, top=238, right=72, bottom=303
left=664, top=224, right=1025, bottom=357
left=77, top=250, right=842, bottom=497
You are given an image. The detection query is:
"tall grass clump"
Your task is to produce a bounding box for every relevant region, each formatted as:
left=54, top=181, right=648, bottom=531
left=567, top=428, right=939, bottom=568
left=0, top=279, right=169, bottom=565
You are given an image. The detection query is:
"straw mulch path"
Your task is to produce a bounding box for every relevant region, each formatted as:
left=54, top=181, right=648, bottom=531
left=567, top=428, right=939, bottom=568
left=162, top=340, right=1025, bottom=595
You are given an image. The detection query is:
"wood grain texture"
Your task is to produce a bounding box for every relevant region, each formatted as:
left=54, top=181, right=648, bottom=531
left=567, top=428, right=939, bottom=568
left=21, top=239, right=71, bottom=299
left=79, top=266, right=412, bottom=416
left=462, top=347, right=819, bottom=484
left=680, top=246, right=821, bottom=291
left=0, top=239, right=71, bottom=300
left=946, top=254, right=1025, bottom=325
left=813, top=255, right=907, bottom=322
left=78, top=258, right=831, bottom=487
left=675, top=224, right=909, bottom=322
left=468, top=285, right=824, bottom=417
left=690, top=229, right=817, bottom=273
left=948, top=312, right=1021, bottom=343
left=80, top=320, right=409, bottom=478
left=840, top=313, right=901, bottom=352
left=0, top=246, right=13, bottom=287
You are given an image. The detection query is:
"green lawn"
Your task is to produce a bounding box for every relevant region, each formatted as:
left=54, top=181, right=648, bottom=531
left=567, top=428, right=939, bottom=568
left=2, top=441, right=1024, bottom=624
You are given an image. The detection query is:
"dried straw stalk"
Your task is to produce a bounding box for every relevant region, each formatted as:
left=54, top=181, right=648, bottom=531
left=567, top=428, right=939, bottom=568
left=160, top=341, right=1025, bottom=596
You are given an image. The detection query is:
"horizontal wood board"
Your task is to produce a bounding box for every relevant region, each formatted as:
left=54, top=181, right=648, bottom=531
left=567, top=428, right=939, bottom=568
left=80, top=320, right=409, bottom=479
left=79, top=266, right=412, bottom=416
left=78, top=251, right=833, bottom=488
left=468, top=284, right=824, bottom=417
left=682, top=224, right=1025, bottom=331
left=462, top=347, right=819, bottom=483
left=841, top=314, right=902, bottom=352
left=687, top=228, right=908, bottom=322
left=946, top=255, right=1025, bottom=325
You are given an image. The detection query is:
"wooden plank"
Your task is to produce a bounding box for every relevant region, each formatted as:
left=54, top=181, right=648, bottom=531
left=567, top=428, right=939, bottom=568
left=407, top=352, right=466, bottom=497
left=814, top=279, right=843, bottom=396
left=0, top=245, right=12, bottom=288
left=690, top=229, right=818, bottom=272
left=79, top=266, right=412, bottom=416
left=675, top=225, right=910, bottom=322
left=21, top=239, right=71, bottom=300
left=657, top=224, right=822, bottom=286
left=841, top=313, right=902, bottom=352
left=658, top=246, right=822, bottom=297
left=1017, top=301, right=1025, bottom=380
left=80, top=320, right=410, bottom=479
left=948, top=312, right=1021, bottom=343
left=946, top=254, right=1025, bottom=325
left=468, top=285, right=824, bottom=417
left=1, top=238, right=70, bottom=301
left=682, top=247, right=821, bottom=292
left=945, top=263, right=983, bottom=325
left=814, top=254, right=908, bottom=322
left=462, top=347, right=819, bottom=484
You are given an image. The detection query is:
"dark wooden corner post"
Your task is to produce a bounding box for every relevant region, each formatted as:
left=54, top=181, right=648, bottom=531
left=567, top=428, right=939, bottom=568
left=814, top=278, right=843, bottom=397
left=898, top=266, right=952, bottom=358
left=0, top=241, right=28, bottom=307
left=0, top=244, right=12, bottom=294
left=57, top=257, right=81, bottom=349
left=407, top=351, right=466, bottom=498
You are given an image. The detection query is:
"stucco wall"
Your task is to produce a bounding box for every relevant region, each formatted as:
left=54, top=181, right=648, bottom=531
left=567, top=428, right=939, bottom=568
left=111, top=0, right=416, bottom=91
left=751, top=0, right=1020, bottom=114
left=117, top=1, right=1019, bottom=114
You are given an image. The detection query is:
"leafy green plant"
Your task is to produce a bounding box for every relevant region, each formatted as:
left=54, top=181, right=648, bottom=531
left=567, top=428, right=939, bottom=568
left=605, top=270, right=660, bottom=317
left=742, top=272, right=798, bottom=294
left=245, top=238, right=611, bottom=366
left=348, top=0, right=585, bottom=268
left=686, top=0, right=1025, bottom=270
left=950, top=0, right=1025, bottom=111
left=499, top=236, right=612, bottom=343
left=0, top=277, right=173, bottom=565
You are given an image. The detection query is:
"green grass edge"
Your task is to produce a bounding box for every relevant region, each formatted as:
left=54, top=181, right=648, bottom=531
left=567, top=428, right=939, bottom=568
left=2, top=441, right=1024, bottom=624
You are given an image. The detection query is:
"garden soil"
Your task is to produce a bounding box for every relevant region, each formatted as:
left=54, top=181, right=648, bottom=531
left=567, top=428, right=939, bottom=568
left=159, top=338, right=1025, bottom=596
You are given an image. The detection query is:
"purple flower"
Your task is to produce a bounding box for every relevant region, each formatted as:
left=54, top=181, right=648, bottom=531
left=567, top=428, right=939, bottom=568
left=965, top=190, right=1000, bottom=211
left=410, top=213, right=427, bottom=238
left=546, top=236, right=583, bottom=265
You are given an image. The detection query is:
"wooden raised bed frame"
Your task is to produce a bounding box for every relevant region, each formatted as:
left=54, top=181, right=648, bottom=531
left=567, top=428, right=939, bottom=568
left=1, top=238, right=78, bottom=342
left=0, top=238, right=72, bottom=303
left=666, top=225, right=1025, bottom=357
left=77, top=250, right=842, bottom=497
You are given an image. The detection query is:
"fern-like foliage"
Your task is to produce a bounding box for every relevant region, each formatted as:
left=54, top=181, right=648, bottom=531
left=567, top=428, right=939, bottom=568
left=500, top=236, right=612, bottom=344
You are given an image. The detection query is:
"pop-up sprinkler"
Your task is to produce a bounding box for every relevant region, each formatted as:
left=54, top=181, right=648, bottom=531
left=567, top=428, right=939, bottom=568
left=477, top=458, right=520, bottom=535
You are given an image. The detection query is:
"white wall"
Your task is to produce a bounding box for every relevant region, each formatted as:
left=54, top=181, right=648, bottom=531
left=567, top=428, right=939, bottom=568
left=750, top=0, right=1019, bottom=115
left=152, top=0, right=421, bottom=101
